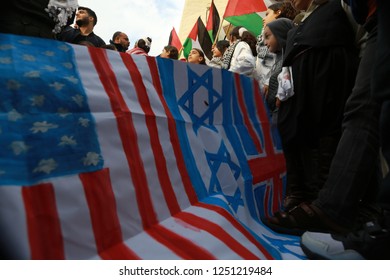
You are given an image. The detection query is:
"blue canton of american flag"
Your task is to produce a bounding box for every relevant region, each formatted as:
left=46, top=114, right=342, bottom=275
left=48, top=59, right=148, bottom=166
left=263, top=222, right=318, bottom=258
left=0, top=35, right=103, bottom=186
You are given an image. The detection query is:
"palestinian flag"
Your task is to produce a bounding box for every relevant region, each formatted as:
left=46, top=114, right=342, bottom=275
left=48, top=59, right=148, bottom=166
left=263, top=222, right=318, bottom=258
left=223, top=0, right=267, bottom=36
left=182, top=16, right=213, bottom=61
left=206, top=0, right=220, bottom=43
left=168, top=27, right=183, bottom=52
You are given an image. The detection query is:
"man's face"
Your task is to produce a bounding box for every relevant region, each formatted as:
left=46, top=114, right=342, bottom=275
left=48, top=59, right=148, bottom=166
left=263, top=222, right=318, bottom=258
left=116, top=33, right=130, bottom=50
left=75, top=9, right=91, bottom=27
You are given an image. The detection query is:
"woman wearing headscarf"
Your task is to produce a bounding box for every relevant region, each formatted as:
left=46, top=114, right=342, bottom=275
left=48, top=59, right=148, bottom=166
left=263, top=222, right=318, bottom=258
left=254, top=1, right=299, bottom=94
left=208, top=40, right=230, bottom=69
left=262, top=0, right=360, bottom=230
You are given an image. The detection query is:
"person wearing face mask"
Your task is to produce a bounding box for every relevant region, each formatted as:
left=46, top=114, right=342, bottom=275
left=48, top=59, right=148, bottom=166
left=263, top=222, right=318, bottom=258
left=57, top=6, right=105, bottom=47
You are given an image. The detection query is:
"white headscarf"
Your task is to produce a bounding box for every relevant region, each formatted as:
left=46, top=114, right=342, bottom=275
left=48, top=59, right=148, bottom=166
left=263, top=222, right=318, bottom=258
left=45, top=0, right=79, bottom=33
left=238, top=27, right=248, bottom=37
left=142, top=37, right=151, bottom=48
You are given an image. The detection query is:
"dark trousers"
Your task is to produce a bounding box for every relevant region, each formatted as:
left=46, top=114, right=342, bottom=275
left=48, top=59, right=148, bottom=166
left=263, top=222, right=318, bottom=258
left=284, top=135, right=339, bottom=202
left=378, top=102, right=390, bottom=211
left=313, top=26, right=382, bottom=228
left=375, top=0, right=390, bottom=212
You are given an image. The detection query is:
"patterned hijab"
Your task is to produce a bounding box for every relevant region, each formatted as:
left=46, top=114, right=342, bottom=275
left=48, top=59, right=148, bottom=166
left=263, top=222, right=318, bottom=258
left=221, top=40, right=239, bottom=70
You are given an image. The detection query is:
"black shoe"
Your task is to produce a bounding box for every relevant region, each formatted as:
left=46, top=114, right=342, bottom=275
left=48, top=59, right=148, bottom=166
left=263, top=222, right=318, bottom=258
left=283, top=195, right=305, bottom=211
left=300, top=220, right=390, bottom=259
left=261, top=203, right=350, bottom=236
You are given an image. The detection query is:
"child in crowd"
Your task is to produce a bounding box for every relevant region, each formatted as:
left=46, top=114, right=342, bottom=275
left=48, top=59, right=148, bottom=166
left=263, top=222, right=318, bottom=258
left=160, top=45, right=179, bottom=60
left=261, top=0, right=360, bottom=225
left=127, top=37, right=152, bottom=56
left=187, top=48, right=206, bottom=65
left=222, top=26, right=257, bottom=76
left=254, top=1, right=298, bottom=94
left=208, top=40, right=230, bottom=69
left=262, top=18, right=294, bottom=153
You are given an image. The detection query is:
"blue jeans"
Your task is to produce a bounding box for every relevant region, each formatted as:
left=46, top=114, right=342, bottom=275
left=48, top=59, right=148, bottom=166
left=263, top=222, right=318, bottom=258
left=313, top=26, right=382, bottom=228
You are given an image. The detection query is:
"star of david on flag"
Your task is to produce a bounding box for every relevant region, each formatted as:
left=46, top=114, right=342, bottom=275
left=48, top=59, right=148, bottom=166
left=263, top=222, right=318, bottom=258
left=0, top=33, right=300, bottom=260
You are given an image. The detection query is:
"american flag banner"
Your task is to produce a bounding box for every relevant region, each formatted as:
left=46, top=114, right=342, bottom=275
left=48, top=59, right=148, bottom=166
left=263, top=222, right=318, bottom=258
left=0, top=33, right=304, bottom=260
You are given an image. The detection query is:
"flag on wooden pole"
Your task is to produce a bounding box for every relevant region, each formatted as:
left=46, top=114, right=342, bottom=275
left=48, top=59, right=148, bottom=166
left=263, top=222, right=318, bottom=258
left=182, top=16, right=213, bottom=61
left=206, top=0, right=221, bottom=43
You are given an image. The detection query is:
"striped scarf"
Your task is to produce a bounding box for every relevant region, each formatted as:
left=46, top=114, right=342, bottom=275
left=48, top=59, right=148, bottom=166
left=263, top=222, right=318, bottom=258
left=221, top=40, right=239, bottom=70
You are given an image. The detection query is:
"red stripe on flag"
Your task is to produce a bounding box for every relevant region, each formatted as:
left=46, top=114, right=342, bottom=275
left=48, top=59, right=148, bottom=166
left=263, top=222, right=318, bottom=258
left=234, top=74, right=262, bottom=154
left=99, top=243, right=141, bottom=260
left=121, top=55, right=181, bottom=215
left=88, top=49, right=206, bottom=257
left=248, top=81, right=285, bottom=213
left=147, top=59, right=199, bottom=205
left=249, top=83, right=286, bottom=177
left=148, top=224, right=216, bottom=259
left=80, top=168, right=140, bottom=260
left=253, top=80, right=277, bottom=155
left=88, top=48, right=158, bottom=228
left=22, top=183, right=65, bottom=259
left=176, top=212, right=260, bottom=259
left=197, top=202, right=274, bottom=259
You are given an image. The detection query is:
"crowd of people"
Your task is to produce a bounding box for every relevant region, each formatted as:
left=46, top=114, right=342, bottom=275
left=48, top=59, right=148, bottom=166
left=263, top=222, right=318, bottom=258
left=0, top=2, right=177, bottom=59
left=187, top=0, right=390, bottom=260
left=0, top=0, right=389, bottom=260
left=259, top=0, right=390, bottom=260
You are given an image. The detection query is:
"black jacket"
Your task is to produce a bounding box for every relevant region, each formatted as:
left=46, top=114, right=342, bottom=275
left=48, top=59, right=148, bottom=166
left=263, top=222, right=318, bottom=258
left=58, top=26, right=106, bottom=47
left=284, top=0, right=356, bottom=66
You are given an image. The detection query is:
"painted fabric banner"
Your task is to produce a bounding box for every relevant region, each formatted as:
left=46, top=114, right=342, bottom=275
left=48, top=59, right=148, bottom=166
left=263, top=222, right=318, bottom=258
left=0, top=33, right=303, bottom=260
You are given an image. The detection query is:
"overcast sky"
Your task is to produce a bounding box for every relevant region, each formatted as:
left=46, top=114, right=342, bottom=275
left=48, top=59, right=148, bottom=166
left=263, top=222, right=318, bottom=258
left=79, top=0, right=185, bottom=56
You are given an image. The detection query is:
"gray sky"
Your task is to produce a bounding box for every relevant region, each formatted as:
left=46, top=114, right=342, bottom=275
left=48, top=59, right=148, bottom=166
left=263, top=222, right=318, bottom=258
left=79, top=0, right=185, bottom=56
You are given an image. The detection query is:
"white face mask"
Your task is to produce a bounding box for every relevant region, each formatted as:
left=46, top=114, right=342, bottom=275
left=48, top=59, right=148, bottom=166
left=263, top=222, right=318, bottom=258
left=45, top=0, right=79, bottom=33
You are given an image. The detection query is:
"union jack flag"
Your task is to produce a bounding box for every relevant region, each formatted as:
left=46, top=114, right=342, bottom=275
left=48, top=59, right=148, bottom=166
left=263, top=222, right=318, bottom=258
left=0, top=33, right=302, bottom=260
